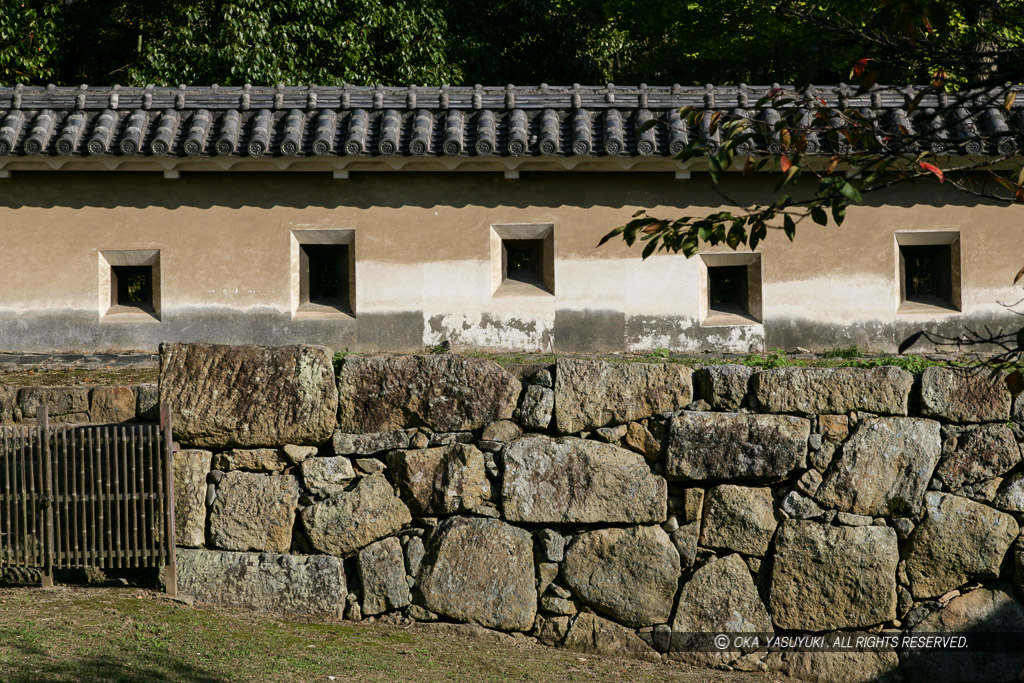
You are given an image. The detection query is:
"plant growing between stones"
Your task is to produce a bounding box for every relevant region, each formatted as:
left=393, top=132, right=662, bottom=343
left=821, top=345, right=865, bottom=359
left=332, top=350, right=349, bottom=375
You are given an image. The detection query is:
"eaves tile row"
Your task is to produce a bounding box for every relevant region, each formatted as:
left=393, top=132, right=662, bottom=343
left=0, top=84, right=1020, bottom=159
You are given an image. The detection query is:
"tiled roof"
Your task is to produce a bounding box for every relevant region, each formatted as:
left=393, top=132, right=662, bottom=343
left=0, top=84, right=1020, bottom=160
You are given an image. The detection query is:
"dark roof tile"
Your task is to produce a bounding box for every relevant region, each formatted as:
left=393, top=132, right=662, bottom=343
left=0, top=84, right=1019, bottom=160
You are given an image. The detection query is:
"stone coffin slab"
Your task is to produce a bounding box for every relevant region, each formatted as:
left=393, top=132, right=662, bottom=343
left=919, top=366, right=1013, bottom=423
left=177, top=548, right=346, bottom=617
left=752, top=366, right=913, bottom=416
left=173, top=449, right=211, bottom=548
left=502, top=436, right=666, bottom=524
left=337, top=355, right=520, bottom=433
left=666, top=412, right=809, bottom=484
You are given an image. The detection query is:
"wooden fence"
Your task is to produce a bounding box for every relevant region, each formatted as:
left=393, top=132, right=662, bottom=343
left=0, top=405, right=177, bottom=594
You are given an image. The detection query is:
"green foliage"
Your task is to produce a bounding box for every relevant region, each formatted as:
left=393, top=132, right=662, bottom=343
left=738, top=348, right=799, bottom=369
left=427, top=344, right=449, bottom=355
left=127, top=0, right=461, bottom=86
left=820, top=345, right=864, bottom=359
left=4, top=0, right=462, bottom=86
left=0, top=0, right=61, bottom=83
left=443, top=0, right=622, bottom=84
left=508, top=246, right=534, bottom=272
left=847, top=354, right=936, bottom=375
left=332, top=349, right=348, bottom=375
left=646, top=347, right=671, bottom=359
left=4, top=0, right=1022, bottom=89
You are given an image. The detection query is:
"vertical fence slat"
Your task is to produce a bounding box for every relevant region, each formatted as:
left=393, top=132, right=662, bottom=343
left=87, top=430, right=97, bottom=569
left=2, top=428, right=10, bottom=567
left=23, top=427, right=31, bottom=568
left=53, top=428, right=62, bottom=565
left=79, top=428, right=89, bottom=566
left=82, top=428, right=90, bottom=566
left=19, top=429, right=26, bottom=568
left=25, top=428, right=33, bottom=568
left=146, top=426, right=157, bottom=565
left=101, top=426, right=111, bottom=568
left=64, top=428, right=77, bottom=567
left=35, top=425, right=43, bottom=571
left=130, top=427, right=141, bottom=567
left=28, top=428, right=35, bottom=569
left=102, top=426, right=114, bottom=568
left=61, top=428, right=70, bottom=565
left=154, top=426, right=166, bottom=566
left=97, top=428, right=107, bottom=567
left=161, top=404, right=178, bottom=597
left=12, top=430, right=19, bottom=567
left=115, top=427, right=124, bottom=568
left=17, top=428, right=26, bottom=567
left=117, top=428, right=128, bottom=573
left=25, top=426, right=35, bottom=567
left=52, top=427, right=62, bottom=566
left=2, top=428, right=11, bottom=567
left=136, top=426, right=147, bottom=563
left=20, top=428, right=28, bottom=567
left=40, top=408, right=53, bottom=587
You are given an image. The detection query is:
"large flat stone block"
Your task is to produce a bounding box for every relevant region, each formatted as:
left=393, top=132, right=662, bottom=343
left=358, top=536, right=411, bottom=616
left=769, top=521, right=898, bottom=631
left=903, top=492, right=1019, bottom=598
left=936, top=424, right=1021, bottom=492
left=562, top=612, right=659, bottom=661
left=698, top=485, right=777, bottom=557
left=301, top=473, right=411, bottom=557
left=502, top=436, right=666, bottom=524
left=670, top=553, right=773, bottom=667
left=752, top=366, right=913, bottom=416
left=920, top=366, right=1013, bottom=423
left=815, top=417, right=940, bottom=517
left=208, top=472, right=299, bottom=553
left=666, top=412, right=809, bottom=484
left=554, top=359, right=692, bottom=433
left=903, top=582, right=1024, bottom=683
left=387, top=444, right=491, bottom=515
left=177, top=548, right=346, bottom=617
left=89, top=386, right=138, bottom=423
left=160, top=342, right=338, bottom=447
left=173, top=449, right=211, bottom=548
left=418, top=516, right=536, bottom=632
left=18, top=386, right=90, bottom=423
left=561, top=525, right=680, bottom=628
left=336, top=355, right=520, bottom=433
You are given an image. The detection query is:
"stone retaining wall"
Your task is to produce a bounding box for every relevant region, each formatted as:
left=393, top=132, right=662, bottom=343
left=0, top=383, right=158, bottom=424
left=161, top=344, right=1024, bottom=682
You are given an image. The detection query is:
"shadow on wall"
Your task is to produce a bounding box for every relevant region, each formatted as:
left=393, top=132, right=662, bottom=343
left=897, top=585, right=1024, bottom=683
left=0, top=171, right=1001, bottom=212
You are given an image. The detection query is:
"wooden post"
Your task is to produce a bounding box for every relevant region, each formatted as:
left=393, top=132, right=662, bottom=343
left=160, top=403, right=177, bottom=597
left=39, top=407, right=54, bottom=588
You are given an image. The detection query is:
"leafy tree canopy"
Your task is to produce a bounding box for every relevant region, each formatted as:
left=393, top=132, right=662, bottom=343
left=4, top=0, right=1021, bottom=87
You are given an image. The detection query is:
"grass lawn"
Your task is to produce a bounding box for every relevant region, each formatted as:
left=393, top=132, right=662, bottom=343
left=0, top=586, right=796, bottom=682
